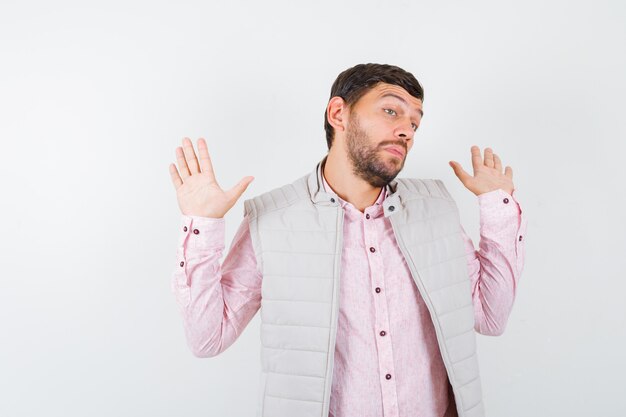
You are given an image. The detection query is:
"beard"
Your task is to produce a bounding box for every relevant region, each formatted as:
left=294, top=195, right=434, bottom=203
left=345, top=112, right=407, bottom=188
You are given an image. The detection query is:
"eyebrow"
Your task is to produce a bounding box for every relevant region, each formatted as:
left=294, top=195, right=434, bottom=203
left=379, top=93, right=424, bottom=117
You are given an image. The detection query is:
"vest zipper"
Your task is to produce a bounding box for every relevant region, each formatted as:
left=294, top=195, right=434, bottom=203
left=321, top=206, right=344, bottom=417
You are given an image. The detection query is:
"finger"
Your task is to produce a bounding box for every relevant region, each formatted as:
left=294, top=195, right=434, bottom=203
left=176, top=146, right=191, bottom=179
left=449, top=161, right=472, bottom=184
left=169, top=163, right=183, bottom=189
left=493, top=153, right=502, bottom=172
left=470, top=145, right=482, bottom=174
left=225, top=176, right=255, bottom=201
left=505, top=166, right=513, bottom=180
left=196, top=138, right=217, bottom=182
left=182, top=137, right=201, bottom=174
left=484, top=147, right=494, bottom=168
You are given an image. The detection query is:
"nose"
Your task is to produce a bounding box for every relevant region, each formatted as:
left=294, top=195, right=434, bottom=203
left=395, top=117, right=415, bottom=143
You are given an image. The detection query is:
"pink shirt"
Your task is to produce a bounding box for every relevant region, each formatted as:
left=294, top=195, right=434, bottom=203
left=171, top=175, right=527, bottom=417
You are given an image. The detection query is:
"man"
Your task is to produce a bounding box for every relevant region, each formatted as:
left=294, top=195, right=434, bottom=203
left=169, top=63, right=527, bottom=417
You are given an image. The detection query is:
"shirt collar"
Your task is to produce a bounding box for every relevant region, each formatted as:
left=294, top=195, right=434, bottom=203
left=320, top=164, right=387, bottom=216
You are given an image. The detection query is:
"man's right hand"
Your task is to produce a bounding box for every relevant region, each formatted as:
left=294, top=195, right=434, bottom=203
left=168, top=137, right=254, bottom=218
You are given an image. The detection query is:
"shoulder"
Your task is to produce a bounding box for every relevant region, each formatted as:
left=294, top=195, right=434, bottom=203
left=243, top=173, right=310, bottom=218
left=394, top=177, right=454, bottom=200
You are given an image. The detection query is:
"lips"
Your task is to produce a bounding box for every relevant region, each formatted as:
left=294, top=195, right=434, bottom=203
left=384, top=146, right=405, bottom=158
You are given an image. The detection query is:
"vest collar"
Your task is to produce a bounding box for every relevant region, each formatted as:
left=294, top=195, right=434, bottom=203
left=306, top=155, right=405, bottom=217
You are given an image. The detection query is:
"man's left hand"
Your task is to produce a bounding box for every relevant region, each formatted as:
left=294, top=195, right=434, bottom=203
left=449, top=145, right=515, bottom=196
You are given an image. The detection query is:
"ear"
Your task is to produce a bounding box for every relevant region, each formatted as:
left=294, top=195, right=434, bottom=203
left=326, top=96, right=349, bottom=135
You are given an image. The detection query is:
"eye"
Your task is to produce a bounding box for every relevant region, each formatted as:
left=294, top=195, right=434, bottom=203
left=411, top=123, right=418, bottom=131
left=384, top=108, right=397, bottom=116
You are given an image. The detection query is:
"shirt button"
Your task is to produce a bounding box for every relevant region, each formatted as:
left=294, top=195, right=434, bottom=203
left=385, top=374, right=392, bottom=380
left=369, top=247, right=376, bottom=253
left=389, top=205, right=395, bottom=211
left=330, top=198, right=336, bottom=203
left=519, top=235, right=523, bottom=241
left=183, top=226, right=188, bottom=232
left=193, top=229, right=199, bottom=235
left=380, top=330, right=386, bottom=336
left=503, top=198, right=509, bottom=204
left=179, top=261, right=184, bottom=267
left=366, top=213, right=370, bottom=219
left=375, top=287, right=381, bottom=293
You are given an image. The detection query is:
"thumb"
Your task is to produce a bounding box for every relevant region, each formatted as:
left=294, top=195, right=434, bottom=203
left=449, top=161, right=471, bottom=184
left=226, top=176, right=255, bottom=201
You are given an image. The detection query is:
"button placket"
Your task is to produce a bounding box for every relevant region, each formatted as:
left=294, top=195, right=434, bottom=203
left=364, top=217, right=397, bottom=412
left=364, top=218, right=381, bottom=294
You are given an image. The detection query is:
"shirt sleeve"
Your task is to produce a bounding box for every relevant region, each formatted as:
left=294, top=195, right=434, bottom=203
left=462, top=188, right=528, bottom=336
left=171, top=214, right=262, bottom=357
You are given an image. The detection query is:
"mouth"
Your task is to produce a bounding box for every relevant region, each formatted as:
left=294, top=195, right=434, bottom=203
left=384, top=146, right=405, bottom=159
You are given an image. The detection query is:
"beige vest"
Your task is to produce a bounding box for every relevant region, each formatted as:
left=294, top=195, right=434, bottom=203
left=243, top=157, right=485, bottom=417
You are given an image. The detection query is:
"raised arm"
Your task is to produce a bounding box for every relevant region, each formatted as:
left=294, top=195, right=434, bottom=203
left=168, top=137, right=261, bottom=357
left=461, top=189, right=527, bottom=335
left=450, top=145, right=528, bottom=335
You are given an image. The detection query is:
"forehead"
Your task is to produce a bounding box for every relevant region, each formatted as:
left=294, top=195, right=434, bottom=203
left=363, top=83, right=423, bottom=116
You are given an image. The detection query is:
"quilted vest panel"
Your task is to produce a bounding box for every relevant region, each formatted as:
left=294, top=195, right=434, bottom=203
left=243, top=159, right=485, bottom=417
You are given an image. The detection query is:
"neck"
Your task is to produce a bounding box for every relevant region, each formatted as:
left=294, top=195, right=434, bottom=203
left=322, top=149, right=383, bottom=212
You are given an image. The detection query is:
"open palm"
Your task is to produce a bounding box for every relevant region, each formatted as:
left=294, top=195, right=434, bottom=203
left=168, top=137, right=254, bottom=218
left=449, top=145, right=515, bottom=196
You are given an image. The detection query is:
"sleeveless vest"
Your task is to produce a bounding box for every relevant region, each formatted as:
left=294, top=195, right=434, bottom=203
left=242, top=157, right=485, bottom=417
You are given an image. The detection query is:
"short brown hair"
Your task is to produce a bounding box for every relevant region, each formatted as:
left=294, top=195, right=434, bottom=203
left=324, top=63, right=424, bottom=150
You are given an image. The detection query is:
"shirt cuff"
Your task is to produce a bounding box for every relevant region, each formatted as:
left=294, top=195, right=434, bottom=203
left=476, top=188, right=528, bottom=278
left=478, top=188, right=526, bottom=240
left=178, top=215, right=226, bottom=251
left=478, top=188, right=520, bottom=218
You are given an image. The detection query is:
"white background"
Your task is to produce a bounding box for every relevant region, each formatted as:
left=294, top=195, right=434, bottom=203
left=1, top=1, right=625, bottom=416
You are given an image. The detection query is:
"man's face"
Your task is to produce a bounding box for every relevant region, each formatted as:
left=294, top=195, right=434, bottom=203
left=343, top=83, right=423, bottom=188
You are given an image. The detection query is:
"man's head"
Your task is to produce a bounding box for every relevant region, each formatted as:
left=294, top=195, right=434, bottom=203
left=324, top=63, right=424, bottom=187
